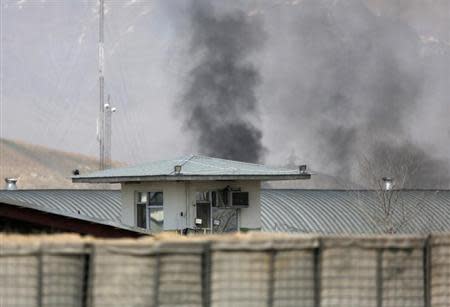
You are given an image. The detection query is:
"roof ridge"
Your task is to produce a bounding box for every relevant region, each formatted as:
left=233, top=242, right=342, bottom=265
left=190, top=155, right=297, bottom=170
left=181, top=155, right=195, bottom=166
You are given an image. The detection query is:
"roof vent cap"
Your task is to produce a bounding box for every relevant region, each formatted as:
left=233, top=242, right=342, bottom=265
left=299, top=165, right=307, bottom=174
left=174, top=165, right=182, bottom=175
left=382, top=177, right=394, bottom=191
left=5, top=178, right=18, bottom=190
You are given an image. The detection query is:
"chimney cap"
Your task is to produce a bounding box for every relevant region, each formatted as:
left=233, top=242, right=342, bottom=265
left=174, top=165, right=182, bottom=175
left=299, top=165, right=307, bottom=174
left=5, top=177, right=18, bottom=190
left=382, top=177, right=394, bottom=191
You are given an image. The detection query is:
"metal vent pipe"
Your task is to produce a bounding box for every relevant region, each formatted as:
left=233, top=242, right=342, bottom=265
left=5, top=178, right=18, bottom=190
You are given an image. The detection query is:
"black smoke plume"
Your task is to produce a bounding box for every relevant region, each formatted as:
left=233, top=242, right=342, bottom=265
left=180, top=1, right=265, bottom=163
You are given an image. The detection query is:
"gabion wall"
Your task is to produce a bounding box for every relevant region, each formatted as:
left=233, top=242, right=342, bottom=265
left=0, top=233, right=449, bottom=307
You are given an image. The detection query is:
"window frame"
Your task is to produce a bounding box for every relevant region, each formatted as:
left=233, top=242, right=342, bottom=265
left=135, top=191, right=164, bottom=231
left=147, top=192, right=164, bottom=232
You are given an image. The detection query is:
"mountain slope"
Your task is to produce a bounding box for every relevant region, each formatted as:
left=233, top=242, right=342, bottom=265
left=0, top=138, right=122, bottom=189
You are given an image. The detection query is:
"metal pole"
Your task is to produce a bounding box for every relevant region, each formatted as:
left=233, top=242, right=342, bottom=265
left=202, top=243, right=212, bottom=307
left=153, top=254, right=161, bottom=307
left=267, top=250, right=276, bottom=307
left=104, top=95, right=112, bottom=169
left=82, top=249, right=92, bottom=307
left=313, top=241, right=322, bottom=307
left=376, top=249, right=383, bottom=307
left=424, top=236, right=431, bottom=307
left=37, top=251, right=43, bottom=307
left=98, top=0, right=105, bottom=170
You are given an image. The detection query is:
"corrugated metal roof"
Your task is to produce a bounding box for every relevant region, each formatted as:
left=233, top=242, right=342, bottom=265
left=2, top=189, right=449, bottom=234
left=73, top=155, right=309, bottom=183
left=261, top=189, right=450, bottom=234
left=0, top=189, right=147, bottom=233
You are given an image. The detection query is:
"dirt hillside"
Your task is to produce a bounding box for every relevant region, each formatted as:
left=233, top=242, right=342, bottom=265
left=0, top=138, right=122, bottom=189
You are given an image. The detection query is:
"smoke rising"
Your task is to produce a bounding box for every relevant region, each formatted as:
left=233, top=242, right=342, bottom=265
left=180, top=1, right=265, bottom=163
left=258, top=0, right=449, bottom=188
left=361, top=141, right=450, bottom=189
left=175, top=0, right=449, bottom=187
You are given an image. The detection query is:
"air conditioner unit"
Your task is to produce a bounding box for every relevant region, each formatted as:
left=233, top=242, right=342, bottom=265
left=230, top=191, right=249, bottom=208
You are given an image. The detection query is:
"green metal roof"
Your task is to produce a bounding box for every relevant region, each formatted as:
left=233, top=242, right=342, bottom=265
left=72, top=155, right=310, bottom=183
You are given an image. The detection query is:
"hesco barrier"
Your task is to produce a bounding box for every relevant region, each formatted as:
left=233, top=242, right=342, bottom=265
left=1, top=233, right=450, bottom=307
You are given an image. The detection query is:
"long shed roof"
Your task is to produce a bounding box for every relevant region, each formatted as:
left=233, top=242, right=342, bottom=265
left=0, top=189, right=147, bottom=233
left=261, top=189, right=450, bottom=234
left=1, top=189, right=449, bottom=234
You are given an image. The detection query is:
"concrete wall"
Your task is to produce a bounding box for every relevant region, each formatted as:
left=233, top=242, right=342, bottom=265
left=120, top=180, right=261, bottom=231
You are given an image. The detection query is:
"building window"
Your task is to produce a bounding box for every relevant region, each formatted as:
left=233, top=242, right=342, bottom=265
left=136, top=192, right=147, bottom=228
left=135, top=191, right=164, bottom=232
left=148, top=192, right=164, bottom=232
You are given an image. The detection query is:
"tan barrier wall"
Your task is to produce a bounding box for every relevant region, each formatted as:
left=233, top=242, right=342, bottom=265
left=0, top=233, right=449, bottom=307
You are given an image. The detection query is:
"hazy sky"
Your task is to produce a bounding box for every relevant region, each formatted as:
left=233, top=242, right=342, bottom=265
left=1, top=0, right=449, bottom=183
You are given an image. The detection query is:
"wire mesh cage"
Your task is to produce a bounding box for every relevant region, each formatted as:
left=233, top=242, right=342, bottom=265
left=431, top=235, right=450, bottom=307
left=0, top=239, right=87, bottom=307
left=0, top=234, right=449, bottom=307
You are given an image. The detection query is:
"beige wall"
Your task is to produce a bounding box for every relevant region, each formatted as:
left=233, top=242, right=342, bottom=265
left=120, top=180, right=261, bottom=231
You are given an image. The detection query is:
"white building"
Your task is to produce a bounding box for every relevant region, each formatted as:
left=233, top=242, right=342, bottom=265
left=73, top=155, right=310, bottom=233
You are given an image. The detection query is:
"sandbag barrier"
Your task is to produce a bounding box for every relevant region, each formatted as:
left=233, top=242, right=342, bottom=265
left=0, top=233, right=449, bottom=307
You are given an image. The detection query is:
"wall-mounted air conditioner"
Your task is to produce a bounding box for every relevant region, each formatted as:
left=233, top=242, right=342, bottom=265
left=230, top=191, right=249, bottom=208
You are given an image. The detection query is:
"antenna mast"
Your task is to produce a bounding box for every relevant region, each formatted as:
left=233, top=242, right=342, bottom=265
left=98, top=0, right=105, bottom=170
left=104, top=95, right=113, bottom=169
left=97, top=0, right=116, bottom=170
